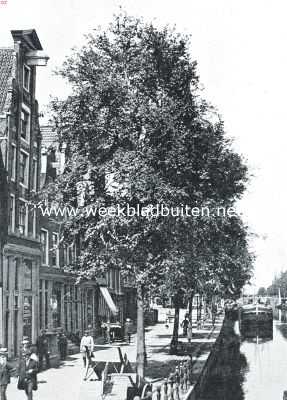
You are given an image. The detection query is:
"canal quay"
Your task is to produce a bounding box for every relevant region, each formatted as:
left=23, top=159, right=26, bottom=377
left=199, top=312, right=287, bottom=400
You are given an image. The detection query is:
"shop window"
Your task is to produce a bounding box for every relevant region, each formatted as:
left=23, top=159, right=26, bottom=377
left=23, top=296, right=32, bottom=339
left=51, top=283, right=61, bottom=329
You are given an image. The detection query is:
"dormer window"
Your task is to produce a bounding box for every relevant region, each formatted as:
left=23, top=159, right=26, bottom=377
left=23, top=64, right=30, bottom=91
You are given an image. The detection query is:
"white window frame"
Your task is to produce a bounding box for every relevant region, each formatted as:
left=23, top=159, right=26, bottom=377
left=40, top=229, right=49, bottom=266
left=18, top=198, right=28, bottom=236
left=19, top=149, right=29, bottom=188
left=23, top=64, right=31, bottom=92
left=20, top=103, right=31, bottom=143
left=9, top=194, right=15, bottom=233
left=10, top=144, right=16, bottom=182
left=51, top=232, right=59, bottom=268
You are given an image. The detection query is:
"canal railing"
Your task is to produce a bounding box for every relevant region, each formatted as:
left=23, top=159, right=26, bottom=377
left=132, top=357, right=193, bottom=400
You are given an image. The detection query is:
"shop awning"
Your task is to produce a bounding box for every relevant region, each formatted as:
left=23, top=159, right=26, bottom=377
left=100, top=286, right=119, bottom=315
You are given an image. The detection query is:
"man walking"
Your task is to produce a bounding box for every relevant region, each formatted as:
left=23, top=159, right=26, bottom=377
left=17, top=346, right=38, bottom=400
left=36, top=330, right=50, bottom=371
left=181, top=315, right=189, bottom=336
left=80, top=330, right=94, bottom=368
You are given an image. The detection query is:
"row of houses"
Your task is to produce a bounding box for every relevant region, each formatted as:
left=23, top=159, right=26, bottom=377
left=0, top=29, right=136, bottom=357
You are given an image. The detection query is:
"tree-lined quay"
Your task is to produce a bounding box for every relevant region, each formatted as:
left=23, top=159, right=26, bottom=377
left=0, top=21, right=250, bottom=398
left=40, top=12, right=253, bottom=387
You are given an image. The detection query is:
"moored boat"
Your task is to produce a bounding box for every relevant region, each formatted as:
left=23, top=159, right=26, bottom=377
left=239, top=302, right=273, bottom=330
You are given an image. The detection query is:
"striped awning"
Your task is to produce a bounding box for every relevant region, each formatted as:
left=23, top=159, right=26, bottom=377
left=100, top=286, right=118, bottom=315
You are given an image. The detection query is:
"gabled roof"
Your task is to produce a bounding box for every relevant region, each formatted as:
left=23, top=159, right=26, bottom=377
left=0, top=48, right=14, bottom=114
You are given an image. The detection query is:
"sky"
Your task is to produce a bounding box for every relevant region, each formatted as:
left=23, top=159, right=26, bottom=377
left=1, top=0, right=286, bottom=290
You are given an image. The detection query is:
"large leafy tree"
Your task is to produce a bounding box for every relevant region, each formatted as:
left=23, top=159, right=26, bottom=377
left=158, top=212, right=253, bottom=353
left=46, top=12, right=253, bottom=381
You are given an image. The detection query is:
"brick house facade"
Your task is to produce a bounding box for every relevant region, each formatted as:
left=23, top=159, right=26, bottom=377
left=0, top=30, right=48, bottom=356
left=0, top=29, right=133, bottom=357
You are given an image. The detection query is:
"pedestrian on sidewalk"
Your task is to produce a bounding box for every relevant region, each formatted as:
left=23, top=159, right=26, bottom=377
left=124, top=319, right=133, bottom=344
left=165, top=317, right=169, bottom=329
left=181, top=315, right=189, bottom=336
left=187, top=320, right=192, bottom=342
left=17, top=346, right=38, bottom=400
left=0, top=348, right=15, bottom=400
left=211, top=303, right=217, bottom=327
left=36, top=330, right=50, bottom=371
left=80, top=330, right=94, bottom=368
left=58, top=330, right=68, bottom=360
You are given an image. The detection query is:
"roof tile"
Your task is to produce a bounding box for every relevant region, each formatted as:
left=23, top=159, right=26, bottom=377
left=0, top=48, right=14, bottom=114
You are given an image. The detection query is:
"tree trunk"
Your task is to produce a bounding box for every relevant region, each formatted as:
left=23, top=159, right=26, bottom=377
left=170, top=300, right=180, bottom=355
left=136, top=284, right=145, bottom=385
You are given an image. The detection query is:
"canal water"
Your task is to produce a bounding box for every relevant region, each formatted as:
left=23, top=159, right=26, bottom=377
left=200, top=316, right=287, bottom=400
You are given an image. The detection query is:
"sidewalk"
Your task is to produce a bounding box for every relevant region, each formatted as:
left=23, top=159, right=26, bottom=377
left=5, top=309, right=223, bottom=400
left=6, top=353, right=83, bottom=400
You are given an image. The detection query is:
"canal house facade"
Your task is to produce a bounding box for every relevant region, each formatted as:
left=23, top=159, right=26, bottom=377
left=0, top=29, right=48, bottom=356
left=0, top=29, right=125, bottom=357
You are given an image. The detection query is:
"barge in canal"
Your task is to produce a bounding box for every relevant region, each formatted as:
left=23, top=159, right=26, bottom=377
left=239, top=302, right=273, bottom=330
